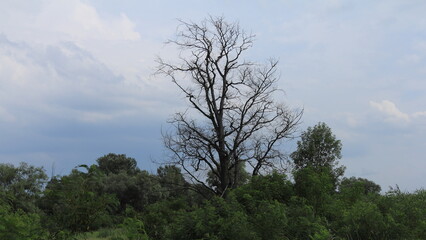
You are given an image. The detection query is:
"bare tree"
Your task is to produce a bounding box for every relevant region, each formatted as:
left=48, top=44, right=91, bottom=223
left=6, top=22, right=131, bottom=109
left=157, top=17, right=302, bottom=196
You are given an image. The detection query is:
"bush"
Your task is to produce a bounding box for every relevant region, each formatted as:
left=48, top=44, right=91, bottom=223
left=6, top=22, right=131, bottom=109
left=121, top=217, right=149, bottom=240
left=0, top=203, right=48, bottom=240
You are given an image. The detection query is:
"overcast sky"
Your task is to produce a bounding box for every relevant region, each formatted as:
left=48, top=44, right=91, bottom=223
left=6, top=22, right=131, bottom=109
left=1, top=0, right=425, bottom=191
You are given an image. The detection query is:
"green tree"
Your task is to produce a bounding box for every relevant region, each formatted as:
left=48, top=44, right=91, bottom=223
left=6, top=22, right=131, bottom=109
left=234, top=172, right=294, bottom=205
left=93, top=153, right=167, bottom=213
left=285, top=196, right=330, bottom=240
left=157, top=165, right=189, bottom=199
left=293, top=166, right=334, bottom=215
left=377, top=188, right=426, bottom=239
left=166, top=196, right=259, bottom=240
left=97, top=153, right=138, bottom=175
left=338, top=177, right=381, bottom=205
left=250, top=200, right=288, bottom=240
left=143, top=198, right=190, bottom=240
left=0, top=202, right=47, bottom=240
left=0, top=162, right=47, bottom=212
left=121, top=217, right=149, bottom=240
left=39, top=165, right=118, bottom=233
left=101, top=169, right=162, bottom=212
left=339, top=201, right=387, bottom=240
left=291, top=122, right=345, bottom=186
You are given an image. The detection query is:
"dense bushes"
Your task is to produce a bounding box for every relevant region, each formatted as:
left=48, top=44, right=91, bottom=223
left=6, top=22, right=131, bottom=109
left=0, top=203, right=47, bottom=240
left=1, top=155, right=426, bottom=239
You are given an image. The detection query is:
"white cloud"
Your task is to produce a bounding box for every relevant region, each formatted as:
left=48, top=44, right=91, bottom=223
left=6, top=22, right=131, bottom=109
left=370, top=100, right=426, bottom=123
left=35, top=0, right=140, bottom=42
left=369, top=100, right=410, bottom=122
left=0, top=0, right=155, bottom=92
left=413, top=111, right=426, bottom=118
left=0, top=35, right=167, bottom=126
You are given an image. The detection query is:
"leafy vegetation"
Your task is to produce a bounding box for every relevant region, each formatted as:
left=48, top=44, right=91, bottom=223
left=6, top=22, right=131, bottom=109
left=1, top=124, right=425, bottom=239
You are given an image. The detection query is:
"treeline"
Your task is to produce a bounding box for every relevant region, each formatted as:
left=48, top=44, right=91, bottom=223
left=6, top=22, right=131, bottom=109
left=1, top=123, right=426, bottom=240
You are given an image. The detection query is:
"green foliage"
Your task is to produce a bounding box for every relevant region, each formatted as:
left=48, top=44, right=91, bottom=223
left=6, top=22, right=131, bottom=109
left=143, top=198, right=190, bottom=240
left=235, top=172, right=294, bottom=205
left=101, top=169, right=162, bottom=212
left=167, top=196, right=259, bottom=240
left=339, top=177, right=381, bottom=205
left=377, top=188, right=426, bottom=239
left=294, top=166, right=334, bottom=214
left=39, top=165, right=118, bottom=233
left=285, top=196, right=329, bottom=239
left=309, top=227, right=333, bottom=240
left=157, top=165, right=189, bottom=199
left=0, top=162, right=47, bottom=212
left=95, top=155, right=167, bottom=213
left=250, top=200, right=287, bottom=240
left=340, top=177, right=381, bottom=194
left=291, top=122, right=345, bottom=185
left=339, top=201, right=387, bottom=240
left=70, top=227, right=141, bottom=240
left=2, top=149, right=426, bottom=240
left=0, top=202, right=47, bottom=240
left=139, top=161, right=426, bottom=240
left=97, top=153, right=138, bottom=175
left=121, top=217, right=149, bottom=240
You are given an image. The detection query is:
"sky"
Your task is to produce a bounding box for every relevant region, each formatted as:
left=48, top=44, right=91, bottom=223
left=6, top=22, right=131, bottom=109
left=0, top=0, right=425, bottom=192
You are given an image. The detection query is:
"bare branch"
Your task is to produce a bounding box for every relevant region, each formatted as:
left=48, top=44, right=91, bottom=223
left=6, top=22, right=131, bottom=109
left=158, top=16, right=302, bottom=197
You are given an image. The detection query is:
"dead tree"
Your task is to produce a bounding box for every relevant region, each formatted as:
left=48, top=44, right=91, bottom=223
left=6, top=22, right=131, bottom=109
left=157, top=17, right=302, bottom=196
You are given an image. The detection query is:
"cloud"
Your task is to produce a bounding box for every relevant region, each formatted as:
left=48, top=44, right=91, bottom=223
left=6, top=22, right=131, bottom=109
left=0, top=35, right=168, bottom=127
left=0, top=0, right=156, bottom=89
left=369, top=100, right=426, bottom=123
left=413, top=111, right=426, bottom=118
left=369, top=100, right=410, bottom=122
left=0, top=32, right=171, bottom=172
left=35, top=0, right=140, bottom=42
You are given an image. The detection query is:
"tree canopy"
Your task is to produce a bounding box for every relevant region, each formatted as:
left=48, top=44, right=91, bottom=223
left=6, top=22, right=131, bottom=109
left=291, top=122, right=345, bottom=182
left=97, top=153, right=138, bottom=175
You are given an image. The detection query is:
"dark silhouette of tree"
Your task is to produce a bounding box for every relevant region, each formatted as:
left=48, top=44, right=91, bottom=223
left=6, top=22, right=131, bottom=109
left=158, top=16, right=302, bottom=196
left=97, top=153, right=138, bottom=175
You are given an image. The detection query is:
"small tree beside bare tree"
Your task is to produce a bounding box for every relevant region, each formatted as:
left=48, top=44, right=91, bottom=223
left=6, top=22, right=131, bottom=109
left=157, top=17, right=302, bottom=197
